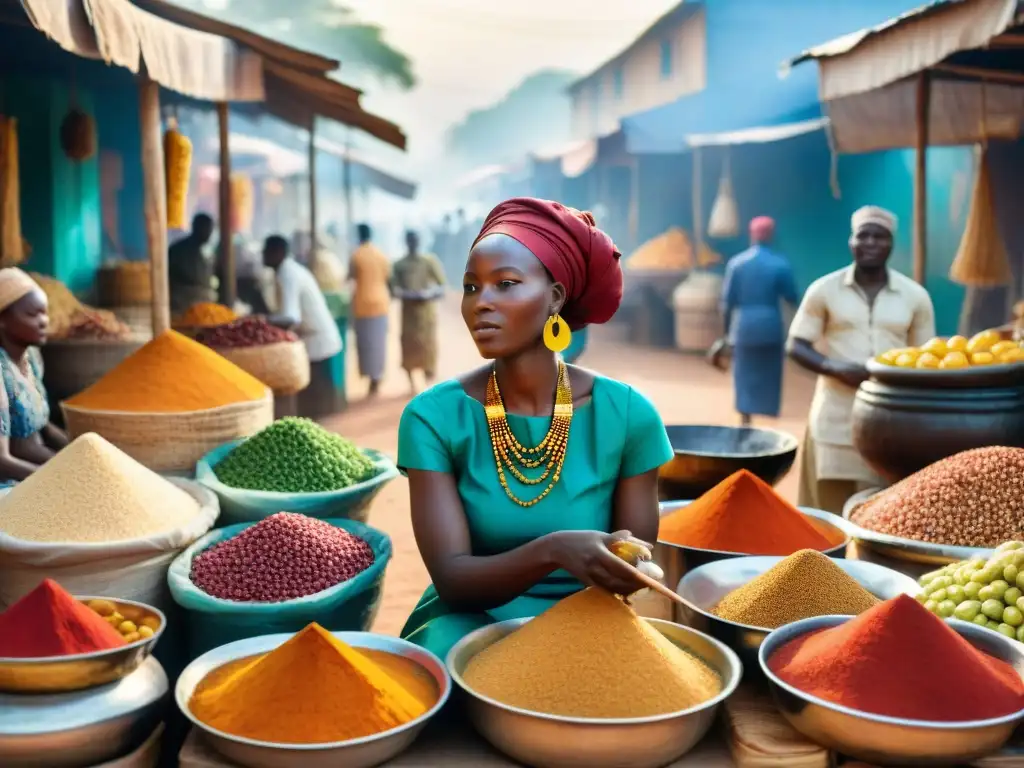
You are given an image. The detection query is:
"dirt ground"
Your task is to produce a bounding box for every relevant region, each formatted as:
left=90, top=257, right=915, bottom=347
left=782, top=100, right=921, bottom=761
left=323, top=297, right=815, bottom=635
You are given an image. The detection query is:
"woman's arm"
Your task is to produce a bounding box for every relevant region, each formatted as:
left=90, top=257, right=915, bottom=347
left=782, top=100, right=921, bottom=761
left=40, top=422, right=68, bottom=451
left=11, top=434, right=55, bottom=465
left=0, top=435, right=41, bottom=481
left=408, top=470, right=648, bottom=612
left=611, top=468, right=661, bottom=545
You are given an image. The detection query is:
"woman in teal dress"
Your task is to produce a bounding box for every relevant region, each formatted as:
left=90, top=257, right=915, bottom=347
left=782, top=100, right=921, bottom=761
left=398, top=198, right=673, bottom=661
left=0, top=268, right=68, bottom=486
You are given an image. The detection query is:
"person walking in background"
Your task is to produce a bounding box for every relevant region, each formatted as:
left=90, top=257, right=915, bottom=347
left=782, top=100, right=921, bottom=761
left=169, top=213, right=216, bottom=315
left=391, top=230, right=446, bottom=394
left=788, top=206, right=936, bottom=514
left=263, top=235, right=344, bottom=418
left=349, top=223, right=393, bottom=397
left=713, top=216, right=798, bottom=426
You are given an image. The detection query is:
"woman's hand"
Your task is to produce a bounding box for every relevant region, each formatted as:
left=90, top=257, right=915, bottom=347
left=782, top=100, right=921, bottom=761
left=546, top=529, right=651, bottom=596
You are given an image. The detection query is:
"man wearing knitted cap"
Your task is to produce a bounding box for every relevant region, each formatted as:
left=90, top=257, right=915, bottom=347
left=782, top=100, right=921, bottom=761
left=787, top=206, right=936, bottom=514
left=712, top=216, right=798, bottom=426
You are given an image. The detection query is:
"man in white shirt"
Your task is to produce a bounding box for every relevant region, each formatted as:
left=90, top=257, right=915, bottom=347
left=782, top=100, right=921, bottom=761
left=787, top=206, right=936, bottom=514
left=263, top=235, right=344, bottom=418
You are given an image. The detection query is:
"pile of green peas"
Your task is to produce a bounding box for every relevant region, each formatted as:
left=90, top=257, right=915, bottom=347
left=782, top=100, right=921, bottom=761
left=917, top=541, right=1024, bottom=642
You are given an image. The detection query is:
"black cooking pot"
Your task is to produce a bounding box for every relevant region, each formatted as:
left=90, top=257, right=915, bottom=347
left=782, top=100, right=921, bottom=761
left=852, top=361, right=1024, bottom=483
left=657, top=424, right=799, bottom=501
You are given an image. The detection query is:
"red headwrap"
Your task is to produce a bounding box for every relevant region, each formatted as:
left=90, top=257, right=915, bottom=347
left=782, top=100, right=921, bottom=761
left=471, top=198, right=622, bottom=330
left=749, top=216, right=776, bottom=243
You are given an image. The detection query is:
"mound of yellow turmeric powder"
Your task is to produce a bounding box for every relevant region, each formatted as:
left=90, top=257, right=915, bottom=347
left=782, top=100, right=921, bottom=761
left=189, top=623, right=433, bottom=744
left=66, top=330, right=266, bottom=413
left=463, top=588, right=722, bottom=718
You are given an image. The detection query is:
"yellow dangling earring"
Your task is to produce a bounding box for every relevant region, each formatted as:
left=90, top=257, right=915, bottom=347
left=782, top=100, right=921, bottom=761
left=543, top=314, right=572, bottom=353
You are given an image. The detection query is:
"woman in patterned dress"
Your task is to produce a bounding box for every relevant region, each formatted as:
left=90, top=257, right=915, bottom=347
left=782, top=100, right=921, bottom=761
left=391, top=230, right=446, bottom=393
left=0, top=268, right=68, bottom=484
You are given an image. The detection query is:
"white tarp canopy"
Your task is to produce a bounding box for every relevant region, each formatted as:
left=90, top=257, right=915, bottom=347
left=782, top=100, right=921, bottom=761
left=786, top=0, right=1024, bottom=153
left=685, top=117, right=830, bottom=147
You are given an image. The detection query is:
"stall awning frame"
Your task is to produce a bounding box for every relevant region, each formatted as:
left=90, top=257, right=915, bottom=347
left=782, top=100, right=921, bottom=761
left=786, top=0, right=1024, bottom=152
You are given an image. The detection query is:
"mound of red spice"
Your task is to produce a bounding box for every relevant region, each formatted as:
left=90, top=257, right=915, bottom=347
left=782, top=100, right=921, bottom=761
left=658, top=470, right=835, bottom=555
left=0, top=579, right=126, bottom=658
left=194, top=316, right=299, bottom=349
left=768, top=594, right=1024, bottom=721
left=190, top=512, right=375, bottom=602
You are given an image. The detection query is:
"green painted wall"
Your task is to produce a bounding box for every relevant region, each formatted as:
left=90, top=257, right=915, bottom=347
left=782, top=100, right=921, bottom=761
left=1, top=75, right=101, bottom=295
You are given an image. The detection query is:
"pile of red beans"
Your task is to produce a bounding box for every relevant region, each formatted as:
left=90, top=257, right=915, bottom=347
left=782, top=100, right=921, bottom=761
left=190, top=513, right=375, bottom=602
left=194, top=316, right=298, bottom=349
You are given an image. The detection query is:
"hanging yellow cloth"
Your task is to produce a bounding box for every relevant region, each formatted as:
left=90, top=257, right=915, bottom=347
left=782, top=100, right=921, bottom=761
left=0, top=117, right=26, bottom=267
left=949, top=146, right=1012, bottom=287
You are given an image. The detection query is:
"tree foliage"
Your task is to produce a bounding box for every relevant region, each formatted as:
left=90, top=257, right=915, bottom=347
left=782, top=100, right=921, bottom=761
left=174, top=0, right=415, bottom=89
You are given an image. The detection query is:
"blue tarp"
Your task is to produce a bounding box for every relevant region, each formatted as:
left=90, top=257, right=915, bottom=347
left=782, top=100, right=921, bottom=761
left=622, top=69, right=823, bottom=154
left=621, top=0, right=926, bottom=154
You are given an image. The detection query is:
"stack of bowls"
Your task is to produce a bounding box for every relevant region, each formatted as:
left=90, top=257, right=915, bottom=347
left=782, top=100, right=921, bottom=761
left=0, top=597, right=168, bottom=768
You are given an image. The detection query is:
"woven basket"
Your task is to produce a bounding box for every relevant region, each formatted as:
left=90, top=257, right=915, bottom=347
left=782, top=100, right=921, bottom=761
left=98, top=264, right=152, bottom=307
left=61, top=391, right=274, bottom=473
left=210, top=341, right=310, bottom=395
left=42, top=337, right=148, bottom=402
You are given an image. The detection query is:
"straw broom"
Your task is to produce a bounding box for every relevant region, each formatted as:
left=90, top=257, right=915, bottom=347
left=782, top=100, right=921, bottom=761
left=949, top=146, right=1012, bottom=288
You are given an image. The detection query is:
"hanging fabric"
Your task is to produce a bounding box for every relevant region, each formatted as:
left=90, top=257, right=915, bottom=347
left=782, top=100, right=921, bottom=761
left=707, top=148, right=740, bottom=239
left=949, top=83, right=1012, bottom=288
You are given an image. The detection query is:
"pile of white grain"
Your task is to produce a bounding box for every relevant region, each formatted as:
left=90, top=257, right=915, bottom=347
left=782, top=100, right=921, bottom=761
left=0, top=433, right=201, bottom=542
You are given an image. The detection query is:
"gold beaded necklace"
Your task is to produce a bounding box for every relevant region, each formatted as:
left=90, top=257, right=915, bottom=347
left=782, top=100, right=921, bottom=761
left=485, top=360, right=573, bottom=507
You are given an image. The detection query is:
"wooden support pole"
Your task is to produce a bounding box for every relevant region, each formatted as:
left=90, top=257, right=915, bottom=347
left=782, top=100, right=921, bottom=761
left=342, top=135, right=353, bottom=254
left=217, top=102, right=236, bottom=305
left=139, top=78, right=169, bottom=336
left=308, top=120, right=318, bottom=249
left=692, top=146, right=704, bottom=251
left=913, top=72, right=930, bottom=286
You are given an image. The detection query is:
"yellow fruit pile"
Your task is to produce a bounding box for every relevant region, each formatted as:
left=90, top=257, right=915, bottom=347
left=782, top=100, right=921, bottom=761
left=83, top=598, right=159, bottom=643
left=876, top=329, right=1024, bottom=370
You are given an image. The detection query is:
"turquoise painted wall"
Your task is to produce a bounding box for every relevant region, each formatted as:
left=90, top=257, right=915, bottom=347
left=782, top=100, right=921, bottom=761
left=0, top=75, right=102, bottom=295
left=694, top=133, right=972, bottom=336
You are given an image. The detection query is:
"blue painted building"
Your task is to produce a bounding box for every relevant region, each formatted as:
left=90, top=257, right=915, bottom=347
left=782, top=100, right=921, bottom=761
left=564, top=0, right=982, bottom=334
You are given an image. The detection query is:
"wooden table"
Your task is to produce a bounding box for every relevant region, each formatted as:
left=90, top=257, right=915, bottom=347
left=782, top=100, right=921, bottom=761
left=178, top=725, right=735, bottom=767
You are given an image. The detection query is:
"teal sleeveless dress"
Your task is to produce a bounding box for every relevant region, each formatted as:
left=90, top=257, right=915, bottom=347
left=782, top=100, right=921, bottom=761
left=396, top=374, right=673, bottom=661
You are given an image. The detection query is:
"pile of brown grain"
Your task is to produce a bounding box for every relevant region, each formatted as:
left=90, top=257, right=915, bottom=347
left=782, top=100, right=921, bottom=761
left=712, top=550, right=879, bottom=629
left=462, top=588, right=722, bottom=718
left=850, top=447, right=1024, bottom=547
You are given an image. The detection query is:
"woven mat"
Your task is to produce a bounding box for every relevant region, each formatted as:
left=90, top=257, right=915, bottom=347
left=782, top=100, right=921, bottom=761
left=723, top=684, right=832, bottom=768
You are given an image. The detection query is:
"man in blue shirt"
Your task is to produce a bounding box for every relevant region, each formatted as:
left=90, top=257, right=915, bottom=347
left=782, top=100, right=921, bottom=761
left=714, top=216, right=799, bottom=426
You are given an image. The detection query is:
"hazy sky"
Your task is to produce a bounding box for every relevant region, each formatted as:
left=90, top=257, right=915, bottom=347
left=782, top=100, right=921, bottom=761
left=340, top=0, right=681, bottom=167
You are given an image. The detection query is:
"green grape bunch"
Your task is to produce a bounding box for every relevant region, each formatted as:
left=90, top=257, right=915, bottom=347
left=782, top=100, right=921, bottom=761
left=917, top=541, right=1024, bottom=642
left=214, top=417, right=378, bottom=493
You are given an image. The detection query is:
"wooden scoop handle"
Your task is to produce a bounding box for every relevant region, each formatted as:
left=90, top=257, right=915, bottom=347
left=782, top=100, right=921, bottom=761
left=620, top=559, right=687, bottom=607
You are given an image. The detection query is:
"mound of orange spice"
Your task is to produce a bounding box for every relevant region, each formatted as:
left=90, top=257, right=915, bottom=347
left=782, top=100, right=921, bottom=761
left=658, top=470, right=836, bottom=555
left=189, top=623, right=437, bottom=744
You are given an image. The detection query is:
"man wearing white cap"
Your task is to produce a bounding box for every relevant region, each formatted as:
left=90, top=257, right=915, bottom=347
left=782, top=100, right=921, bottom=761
left=787, top=206, right=936, bottom=514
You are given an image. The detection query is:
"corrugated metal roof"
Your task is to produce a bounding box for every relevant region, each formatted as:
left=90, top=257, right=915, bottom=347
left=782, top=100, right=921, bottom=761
left=786, top=0, right=1010, bottom=67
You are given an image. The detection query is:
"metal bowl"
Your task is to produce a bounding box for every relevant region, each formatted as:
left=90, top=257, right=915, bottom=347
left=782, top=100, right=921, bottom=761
left=759, top=615, right=1024, bottom=765
left=447, top=617, right=742, bottom=768
left=176, top=631, right=451, bottom=768
left=0, top=656, right=168, bottom=768
left=842, top=500, right=996, bottom=565
left=676, top=556, right=920, bottom=673
left=0, top=597, right=165, bottom=694
left=657, top=502, right=851, bottom=571
left=658, top=424, right=799, bottom=501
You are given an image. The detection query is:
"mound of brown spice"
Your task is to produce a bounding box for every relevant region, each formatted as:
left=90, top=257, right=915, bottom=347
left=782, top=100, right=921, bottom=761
left=850, top=447, right=1024, bottom=547
left=712, top=550, right=879, bottom=629
left=462, top=588, right=722, bottom=718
